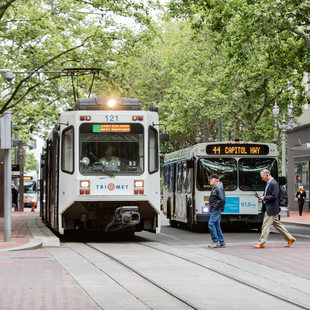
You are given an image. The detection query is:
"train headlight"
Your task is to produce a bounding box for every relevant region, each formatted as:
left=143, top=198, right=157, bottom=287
left=80, top=180, right=90, bottom=188
left=134, top=180, right=144, bottom=188
left=107, top=99, right=116, bottom=107
left=202, top=206, right=209, bottom=213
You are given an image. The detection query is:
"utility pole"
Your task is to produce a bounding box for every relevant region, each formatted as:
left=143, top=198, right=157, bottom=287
left=18, top=144, right=25, bottom=211
left=0, top=112, right=12, bottom=242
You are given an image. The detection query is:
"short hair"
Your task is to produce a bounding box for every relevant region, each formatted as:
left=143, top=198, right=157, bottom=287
left=299, top=185, right=304, bottom=191
left=260, top=169, right=271, bottom=176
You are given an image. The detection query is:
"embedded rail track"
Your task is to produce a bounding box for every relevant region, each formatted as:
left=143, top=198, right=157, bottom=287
left=82, top=241, right=309, bottom=310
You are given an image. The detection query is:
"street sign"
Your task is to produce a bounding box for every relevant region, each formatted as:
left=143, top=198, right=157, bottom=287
left=12, top=171, right=20, bottom=176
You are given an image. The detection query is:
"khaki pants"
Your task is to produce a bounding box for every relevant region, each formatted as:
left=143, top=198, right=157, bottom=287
left=259, top=213, right=293, bottom=245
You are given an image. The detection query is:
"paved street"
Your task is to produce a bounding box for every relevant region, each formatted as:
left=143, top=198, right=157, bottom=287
left=0, top=211, right=309, bottom=309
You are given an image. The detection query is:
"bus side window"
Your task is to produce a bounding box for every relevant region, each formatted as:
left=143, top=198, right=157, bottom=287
left=182, top=164, right=188, bottom=193
left=177, top=163, right=183, bottom=193
left=163, top=165, right=169, bottom=188
left=169, top=165, right=175, bottom=192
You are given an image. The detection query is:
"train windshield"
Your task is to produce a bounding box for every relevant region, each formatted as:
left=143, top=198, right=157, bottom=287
left=239, top=158, right=278, bottom=191
left=79, top=123, right=144, bottom=175
left=197, top=158, right=237, bottom=191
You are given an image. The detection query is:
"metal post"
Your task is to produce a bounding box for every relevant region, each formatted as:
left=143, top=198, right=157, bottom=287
left=3, top=148, right=11, bottom=242
left=2, top=112, right=12, bottom=242
left=218, top=118, right=222, bottom=142
left=203, top=117, right=206, bottom=143
left=282, top=126, right=286, bottom=177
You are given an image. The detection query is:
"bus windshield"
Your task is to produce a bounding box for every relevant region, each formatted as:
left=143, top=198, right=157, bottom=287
left=239, top=158, right=278, bottom=191
left=24, top=181, right=37, bottom=193
left=79, top=123, right=144, bottom=175
left=197, top=158, right=237, bottom=191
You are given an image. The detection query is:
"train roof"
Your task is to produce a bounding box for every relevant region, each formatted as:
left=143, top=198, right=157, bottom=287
left=74, top=97, right=141, bottom=111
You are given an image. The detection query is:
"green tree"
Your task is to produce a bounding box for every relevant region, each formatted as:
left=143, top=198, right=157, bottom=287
left=0, top=0, right=155, bottom=140
left=25, top=153, right=38, bottom=172
left=167, top=0, right=309, bottom=143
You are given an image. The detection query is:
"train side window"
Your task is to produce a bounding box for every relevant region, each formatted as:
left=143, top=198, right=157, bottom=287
left=148, top=126, right=159, bottom=174
left=61, top=126, right=74, bottom=174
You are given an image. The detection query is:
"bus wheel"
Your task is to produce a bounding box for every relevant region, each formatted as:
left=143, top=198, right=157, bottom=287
left=255, top=224, right=262, bottom=232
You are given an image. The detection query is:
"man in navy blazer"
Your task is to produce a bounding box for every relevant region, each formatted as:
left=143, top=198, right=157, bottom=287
left=252, top=169, right=296, bottom=248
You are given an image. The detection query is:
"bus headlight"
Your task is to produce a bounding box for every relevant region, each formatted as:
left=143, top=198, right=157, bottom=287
left=80, top=180, right=90, bottom=188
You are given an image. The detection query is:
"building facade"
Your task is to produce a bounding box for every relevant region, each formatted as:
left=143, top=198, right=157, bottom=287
left=287, top=108, right=310, bottom=212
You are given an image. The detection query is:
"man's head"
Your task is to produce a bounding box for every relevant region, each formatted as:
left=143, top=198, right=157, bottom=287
left=105, top=145, right=113, bottom=157
left=209, top=173, right=220, bottom=186
left=260, top=169, right=272, bottom=182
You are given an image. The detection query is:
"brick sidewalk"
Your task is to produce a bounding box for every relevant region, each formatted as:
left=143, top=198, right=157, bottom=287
left=0, top=211, right=33, bottom=250
left=282, top=210, right=310, bottom=224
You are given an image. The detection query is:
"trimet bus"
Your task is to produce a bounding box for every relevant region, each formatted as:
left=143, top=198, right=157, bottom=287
left=40, top=97, right=161, bottom=236
left=163, top=141, right=278, bottom=230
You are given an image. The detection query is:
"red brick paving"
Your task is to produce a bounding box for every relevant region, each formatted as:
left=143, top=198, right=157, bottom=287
left=218, top=243, right=310, bottom=280
left=0, top=249, right=101, bottom=310
left=282, top=210, right=310, bottom=224
left=0, top=211, right=33, bottom=250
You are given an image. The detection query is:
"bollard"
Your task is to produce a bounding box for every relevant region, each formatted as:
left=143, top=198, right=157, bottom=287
left=31, top=201, right=36, bottom=212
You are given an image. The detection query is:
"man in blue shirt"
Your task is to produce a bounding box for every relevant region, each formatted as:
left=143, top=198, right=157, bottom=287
left=252, top=169, right=296, bottom=248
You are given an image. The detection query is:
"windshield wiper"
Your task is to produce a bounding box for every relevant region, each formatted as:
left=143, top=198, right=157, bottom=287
left=89, top=152, right=114, bottom=178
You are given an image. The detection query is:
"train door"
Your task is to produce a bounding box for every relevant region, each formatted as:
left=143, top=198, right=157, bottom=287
left=47, top=129, right=60, bottom=229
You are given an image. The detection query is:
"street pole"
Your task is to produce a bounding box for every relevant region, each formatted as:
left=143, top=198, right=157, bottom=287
left=272, top=103, right=294, bottom=178
left=281, top=118, right=287, bottom=177
left=2, top=112, right=12, bottom=242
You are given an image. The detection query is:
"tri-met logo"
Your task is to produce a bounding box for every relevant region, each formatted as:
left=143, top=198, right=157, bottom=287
left=96, top=183, right=129, bottom=191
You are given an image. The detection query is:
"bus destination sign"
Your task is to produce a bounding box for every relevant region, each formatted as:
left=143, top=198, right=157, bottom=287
left=205, top=144, right=269, bottom=156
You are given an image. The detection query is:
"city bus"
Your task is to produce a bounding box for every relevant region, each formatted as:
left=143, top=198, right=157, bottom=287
left=162, top=141, right=278, bottom=230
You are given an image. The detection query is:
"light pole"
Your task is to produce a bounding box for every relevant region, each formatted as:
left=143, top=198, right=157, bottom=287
left=272, top=102, right=294, bottom=177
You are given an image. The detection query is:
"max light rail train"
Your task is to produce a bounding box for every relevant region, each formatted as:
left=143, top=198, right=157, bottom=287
left=40, top=97, right=161, bottom=235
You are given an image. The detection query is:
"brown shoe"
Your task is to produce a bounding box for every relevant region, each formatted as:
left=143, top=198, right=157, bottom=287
left=251, top=244, right=266, bottom=248
left=284, top=237, right=296, bottom=248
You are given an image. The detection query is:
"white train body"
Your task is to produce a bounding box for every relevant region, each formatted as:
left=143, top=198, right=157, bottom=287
left=40, top=98, right=161, bottom=235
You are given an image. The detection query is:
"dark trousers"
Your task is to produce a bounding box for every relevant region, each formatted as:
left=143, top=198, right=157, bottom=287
left=298, top=200, right=304, bottom=216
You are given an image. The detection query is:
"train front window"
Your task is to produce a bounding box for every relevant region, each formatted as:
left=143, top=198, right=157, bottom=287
left=79, top=123, right=144, bottom=175
left=239, top=158, right=278, bottom=191
left=197, top=158, right=237, bottom=191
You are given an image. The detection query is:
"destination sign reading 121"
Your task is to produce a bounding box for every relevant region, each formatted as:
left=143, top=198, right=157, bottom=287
left=205, top=144, right=269, bottom=155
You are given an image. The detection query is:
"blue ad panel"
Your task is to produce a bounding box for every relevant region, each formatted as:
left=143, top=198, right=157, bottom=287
left=223, top=197, right=239, bottom=214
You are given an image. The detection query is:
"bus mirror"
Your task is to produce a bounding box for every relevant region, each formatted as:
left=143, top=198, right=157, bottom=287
left=186, top=159, right=194, bottom=168
left=161, top=132, right=169, bottom=142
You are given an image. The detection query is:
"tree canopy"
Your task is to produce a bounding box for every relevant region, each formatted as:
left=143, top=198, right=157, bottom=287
left=1, top=0, right=309, bottom=154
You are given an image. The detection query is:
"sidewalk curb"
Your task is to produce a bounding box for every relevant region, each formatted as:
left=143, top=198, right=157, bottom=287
left=0, top=238, right=43, bottom=252
left=281, top=221, right=310, bottom=228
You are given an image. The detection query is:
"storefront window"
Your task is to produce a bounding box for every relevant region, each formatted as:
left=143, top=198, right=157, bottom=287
left=294, top=162, right=309, bottom=200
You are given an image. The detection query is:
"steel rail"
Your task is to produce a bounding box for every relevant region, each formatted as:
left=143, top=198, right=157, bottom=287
left=85, top=243, right=201, bottom=310
left=138, top=242, right=310, bottom=310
